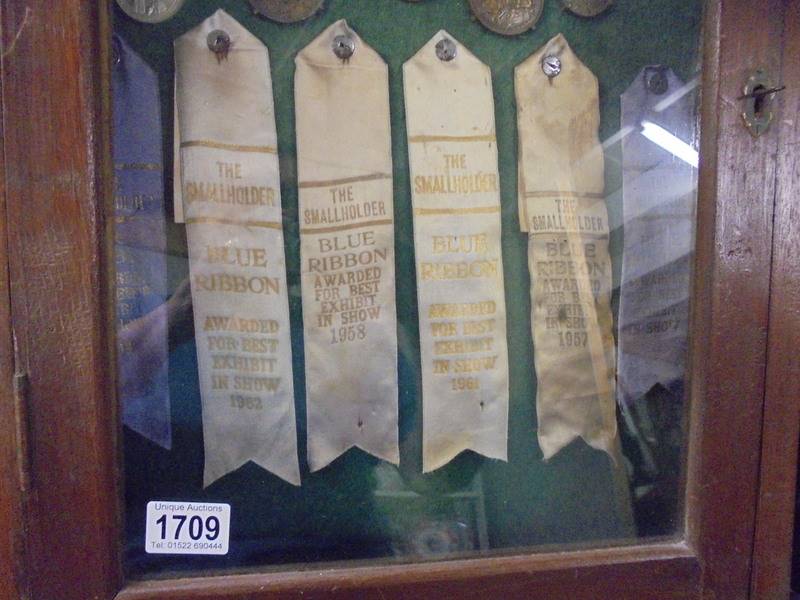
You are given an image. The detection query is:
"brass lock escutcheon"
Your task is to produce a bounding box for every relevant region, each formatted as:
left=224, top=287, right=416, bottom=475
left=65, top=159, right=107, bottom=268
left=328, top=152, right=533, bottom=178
left=739, top=69, right=785, bottom=138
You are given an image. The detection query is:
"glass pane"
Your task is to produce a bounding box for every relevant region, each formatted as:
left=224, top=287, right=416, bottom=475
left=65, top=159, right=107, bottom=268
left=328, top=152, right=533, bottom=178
left=112, top=0, right=703, bottom=579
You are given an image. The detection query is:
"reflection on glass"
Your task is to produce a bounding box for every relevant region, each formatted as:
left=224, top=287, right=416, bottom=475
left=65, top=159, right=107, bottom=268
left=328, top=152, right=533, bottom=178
left=113, top=0, right=703, bottom=579
left=617, top=65, right=698, bottom=536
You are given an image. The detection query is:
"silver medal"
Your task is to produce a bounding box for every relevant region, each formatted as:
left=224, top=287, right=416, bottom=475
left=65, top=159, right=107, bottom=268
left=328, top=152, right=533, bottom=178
left=562, top=0, right=613, bottom=18
left=116, top=0, right=186, bottom=24
left=248, top=0, right=325, bottom=23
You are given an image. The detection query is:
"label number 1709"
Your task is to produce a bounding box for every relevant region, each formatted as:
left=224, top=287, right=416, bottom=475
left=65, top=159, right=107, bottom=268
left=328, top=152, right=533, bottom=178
left=155, top=514, right=220, bottom=541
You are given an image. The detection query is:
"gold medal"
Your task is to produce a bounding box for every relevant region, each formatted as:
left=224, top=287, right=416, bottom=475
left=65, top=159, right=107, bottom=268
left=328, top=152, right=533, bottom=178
left=248, top=0, right=325, bottom=23
left=468, top=0, right=544, bottom=36
left=116, top=0, right=185, bottom=23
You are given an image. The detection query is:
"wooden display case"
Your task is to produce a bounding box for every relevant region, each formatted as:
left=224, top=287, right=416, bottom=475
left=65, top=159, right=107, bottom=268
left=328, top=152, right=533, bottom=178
left=0, top=0, right=798, bottom=598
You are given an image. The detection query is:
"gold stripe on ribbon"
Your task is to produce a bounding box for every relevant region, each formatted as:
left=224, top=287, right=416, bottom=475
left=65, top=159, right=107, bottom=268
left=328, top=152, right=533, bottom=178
left=298, top=173, right=392, bottom=189
left=185, top=216, right=282, bottom=229
left=414, top=206, right=500, bottom=216
left=180, top=140, right=278, bottom=154
left=300, top=218, right=394, bottom=235
left=407, top=134, right=496, bottom=144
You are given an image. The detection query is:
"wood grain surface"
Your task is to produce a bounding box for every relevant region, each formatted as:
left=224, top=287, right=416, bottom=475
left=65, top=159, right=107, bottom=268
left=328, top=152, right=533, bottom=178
left=684, top=0, right=787, bottom=598
left=0, top=1, right=122, bottom=599
left=750, top=0, right=800, bottom=597
left=0, top=3, right=29, bottom=598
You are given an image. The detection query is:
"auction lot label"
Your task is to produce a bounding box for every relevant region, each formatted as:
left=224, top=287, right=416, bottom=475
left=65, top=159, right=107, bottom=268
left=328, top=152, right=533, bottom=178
left=145, top=501, right=230, bottom=555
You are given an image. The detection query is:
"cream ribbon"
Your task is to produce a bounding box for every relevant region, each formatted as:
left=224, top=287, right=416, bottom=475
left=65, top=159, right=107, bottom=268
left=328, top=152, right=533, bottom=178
left=515, top=34, right=617, bottom=459
left=295, top=20, right=400, bottom=472
left=175, top=9, right=300, bottom=486
left=404, top=31, right=510, bottom=472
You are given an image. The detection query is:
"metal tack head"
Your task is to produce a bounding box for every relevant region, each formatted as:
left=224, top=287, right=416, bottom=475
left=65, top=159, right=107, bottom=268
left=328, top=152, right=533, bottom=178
left=332, top=34, right=355, bottom=60
left=435, top=37, right=457, bottom=62
left=542, top=55, right=561, bottom=78
left=207, top=29, right=231, bottom=62
left=645, top=67, right=669, bottom=95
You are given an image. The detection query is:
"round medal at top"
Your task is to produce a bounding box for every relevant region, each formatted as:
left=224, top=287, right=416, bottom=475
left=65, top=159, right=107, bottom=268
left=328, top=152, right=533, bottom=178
left=248, top=0, right=326, bottom=23
left=469, top=0, right=544, bottom=36
left=562, top=0, right=613, bottom=17
left=116, top=0, right=185, bottom=23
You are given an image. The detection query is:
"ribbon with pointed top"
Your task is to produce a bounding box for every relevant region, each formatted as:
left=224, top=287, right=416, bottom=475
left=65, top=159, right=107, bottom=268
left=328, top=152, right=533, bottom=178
left=404, top=31, right=510, bottom=472
left=295, top=20, right=400, bottom=472
left=174, top=9, right=300, bottom=486
left=113, top=35, right=172, bottom=450
left=515, top=34, right=617, bottom=459
left=617, top=67, right=697, bottom=405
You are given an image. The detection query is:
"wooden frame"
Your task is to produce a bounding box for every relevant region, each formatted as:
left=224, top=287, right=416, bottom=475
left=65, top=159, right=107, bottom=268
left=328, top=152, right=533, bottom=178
left=0, top=0, right=793, bottom=598
left=750, top=2, right=800, bottom=598
left=0, top=4, right=29, bottom=598
left=0, top=2, right=120, bottom=599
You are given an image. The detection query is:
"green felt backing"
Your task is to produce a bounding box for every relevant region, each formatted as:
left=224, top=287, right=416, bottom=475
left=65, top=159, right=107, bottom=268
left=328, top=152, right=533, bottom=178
left=115, top=0, right=701, bottom=578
